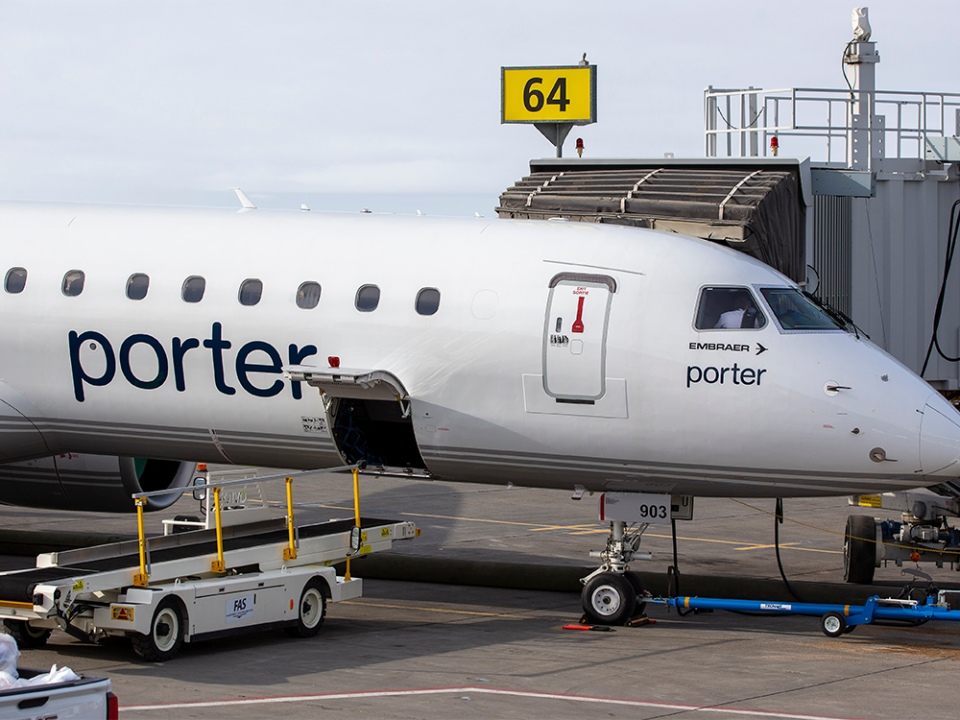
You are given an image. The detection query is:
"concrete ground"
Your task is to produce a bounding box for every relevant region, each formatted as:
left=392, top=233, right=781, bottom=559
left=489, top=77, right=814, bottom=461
left=2, top=469, right=959, bottom=718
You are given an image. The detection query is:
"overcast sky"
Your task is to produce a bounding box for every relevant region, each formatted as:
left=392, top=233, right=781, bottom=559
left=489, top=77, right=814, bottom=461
left=0, top=0, right=956, bottom=215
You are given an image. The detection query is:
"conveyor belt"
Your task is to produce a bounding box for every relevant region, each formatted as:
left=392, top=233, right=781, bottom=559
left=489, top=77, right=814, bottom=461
left=0, top=516, right=396, bottom=604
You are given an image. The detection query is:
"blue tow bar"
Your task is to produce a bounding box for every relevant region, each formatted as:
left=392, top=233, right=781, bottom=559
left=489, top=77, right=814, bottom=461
left=650, top=593, right=960, bottom=636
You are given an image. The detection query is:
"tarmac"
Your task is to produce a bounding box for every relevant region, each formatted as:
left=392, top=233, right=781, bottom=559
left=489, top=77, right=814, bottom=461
left=2, top=467, right=960, bottom=719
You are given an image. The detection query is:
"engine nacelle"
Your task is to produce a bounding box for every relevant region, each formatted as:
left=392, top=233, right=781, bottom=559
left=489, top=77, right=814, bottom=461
left=0, top=454, right=196, bottom=512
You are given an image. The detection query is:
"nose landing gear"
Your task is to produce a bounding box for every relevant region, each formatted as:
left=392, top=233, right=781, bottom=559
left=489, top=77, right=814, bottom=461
left=580, top=520, right=650, bottom=625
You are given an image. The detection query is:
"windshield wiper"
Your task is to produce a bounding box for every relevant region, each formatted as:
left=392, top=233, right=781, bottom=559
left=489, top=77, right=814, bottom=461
left=802, top=291, right=869, bottom=340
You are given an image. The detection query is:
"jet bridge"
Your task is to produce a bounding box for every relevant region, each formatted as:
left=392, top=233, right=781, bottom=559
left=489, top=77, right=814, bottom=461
left=497, top=157, right=811, bottom=283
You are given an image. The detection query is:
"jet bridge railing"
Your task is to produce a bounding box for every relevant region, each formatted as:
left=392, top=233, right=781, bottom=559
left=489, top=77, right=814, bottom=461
left=705, top=86, right=960, bottom=168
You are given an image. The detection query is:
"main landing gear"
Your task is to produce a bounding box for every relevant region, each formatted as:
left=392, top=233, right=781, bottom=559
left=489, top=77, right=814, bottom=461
left=580, top=520, right=649, bottom=625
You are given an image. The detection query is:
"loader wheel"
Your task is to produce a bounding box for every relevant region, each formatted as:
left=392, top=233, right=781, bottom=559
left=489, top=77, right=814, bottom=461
left=582, top=573, right=634, bottom=626
left=285, top=578, right=326, bottom=638
left=844, top=515, right=877, bottom=585
left=3, top=620, right=51, bottom=648
left=132, top=597, right=184, bottom=662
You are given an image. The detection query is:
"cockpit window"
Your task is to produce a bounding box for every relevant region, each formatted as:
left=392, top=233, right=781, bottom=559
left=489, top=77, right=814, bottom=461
left=695, top=287, right=766, bottom=330
left=759, top=287, right=844, bottom=331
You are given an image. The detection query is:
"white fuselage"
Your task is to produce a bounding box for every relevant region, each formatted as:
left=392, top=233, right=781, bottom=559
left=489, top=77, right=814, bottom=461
left=0, top=201, right=957, bottom=498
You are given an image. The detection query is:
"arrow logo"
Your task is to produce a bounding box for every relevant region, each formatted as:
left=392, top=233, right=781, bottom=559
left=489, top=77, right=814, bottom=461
left=756, top=343, right=768, bottom=356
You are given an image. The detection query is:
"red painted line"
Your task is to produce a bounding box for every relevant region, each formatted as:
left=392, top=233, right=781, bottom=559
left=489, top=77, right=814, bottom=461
left=120, top=685, right=876, bottom=719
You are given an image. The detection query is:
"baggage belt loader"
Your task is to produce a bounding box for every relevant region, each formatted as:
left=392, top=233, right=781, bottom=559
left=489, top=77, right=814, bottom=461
left=0, top=465, right=419, bottom=661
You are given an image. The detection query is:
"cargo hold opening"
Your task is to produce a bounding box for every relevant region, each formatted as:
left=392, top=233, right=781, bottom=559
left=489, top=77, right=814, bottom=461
left=331, top=398, right=426, bottom=470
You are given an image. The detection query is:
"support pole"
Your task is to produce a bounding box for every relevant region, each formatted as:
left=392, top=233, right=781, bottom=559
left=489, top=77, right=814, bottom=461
left=211, top=485, right=225, bottom=573
left=345, top=468, right=362, bottom=581
left=134, top=498, right=148, bottom=586
left=283, top=476, right=298, bottom=561
left=534, top=123, right=573, bottom=157
left=352, top=468, right=362, bottom=528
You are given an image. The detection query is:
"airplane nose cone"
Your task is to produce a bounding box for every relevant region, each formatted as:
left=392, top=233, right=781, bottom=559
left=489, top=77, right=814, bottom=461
left=920, top=394, right=960, bottom=476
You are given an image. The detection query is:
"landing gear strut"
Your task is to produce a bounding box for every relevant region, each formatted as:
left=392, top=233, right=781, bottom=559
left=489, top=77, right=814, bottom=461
left=580, top=521, right=649, bottom=625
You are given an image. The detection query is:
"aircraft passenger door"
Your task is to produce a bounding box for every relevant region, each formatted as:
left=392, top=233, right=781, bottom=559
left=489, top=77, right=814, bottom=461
left=542, top=273, right=616, bottom=401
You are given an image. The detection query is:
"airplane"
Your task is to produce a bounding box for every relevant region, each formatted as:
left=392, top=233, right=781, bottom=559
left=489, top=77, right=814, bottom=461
left=0, top=196, right=958, bottom=625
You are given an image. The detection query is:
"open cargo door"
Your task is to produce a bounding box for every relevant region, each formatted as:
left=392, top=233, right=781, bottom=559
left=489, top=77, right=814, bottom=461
left=284, top=366, right=429, bottom=476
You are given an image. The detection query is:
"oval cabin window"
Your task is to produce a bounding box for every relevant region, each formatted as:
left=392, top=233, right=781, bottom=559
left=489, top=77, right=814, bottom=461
left=297, top=282, right=321, bottom=309
left=182, top=276, right=206, bottom=303
left=416, top=288, right=440, bottom=316
left=4, top=268, right=26, bottom=294
left=126, top=273, right=149, bottom=300
left=62, top=270, right=85, bottom=297
left=239, top=279, right=263, bottom=306
left=355, top=285, right=380, bottom=312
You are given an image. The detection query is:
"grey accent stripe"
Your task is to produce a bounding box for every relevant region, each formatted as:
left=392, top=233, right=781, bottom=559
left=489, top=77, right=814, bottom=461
left=424, top=446, right=915, bottom=485
left=31, top=418, right=336, bottom=453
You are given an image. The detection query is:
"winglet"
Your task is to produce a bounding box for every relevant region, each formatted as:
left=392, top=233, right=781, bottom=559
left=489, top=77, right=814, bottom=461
left=232, top=188, right=256, bottom=210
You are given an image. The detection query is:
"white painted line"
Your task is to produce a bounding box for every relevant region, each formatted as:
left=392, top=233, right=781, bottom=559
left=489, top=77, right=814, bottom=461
left=121, top=685, right=872, bottom=720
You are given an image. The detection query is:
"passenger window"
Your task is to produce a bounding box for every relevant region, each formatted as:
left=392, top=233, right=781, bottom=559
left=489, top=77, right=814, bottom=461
left=62, top=270, right=85, bottom=297
left=695, top=287, right=766, bottom=330
left=126, top=273, right=149, bottom=300
left=239, top=279, right=262, bottom=306
left=182, top=276, right=205, bottom=303
left=297, top=281, right=321, bottom=309
left=416, top=288, right=440, bottom=316
left=4, top=268, right=26, bottom=294
left=759, top=287, right=843, bottom=331
left=356, top=285, right=380, bottom=312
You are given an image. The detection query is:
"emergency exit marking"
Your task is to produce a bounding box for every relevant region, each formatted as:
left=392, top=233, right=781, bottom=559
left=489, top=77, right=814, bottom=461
left=501, top=65, right=597, bottom=124
left=572, top=296, right=586, bottom=333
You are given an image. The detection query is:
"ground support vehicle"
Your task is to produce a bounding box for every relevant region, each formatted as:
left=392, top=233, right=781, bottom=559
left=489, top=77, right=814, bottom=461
left=844, top=489, right=960, bottom=584
left=651, top=591, right=960, bottom=637
left=0, top=466, right=418, bottom=661
left=0, top=669, right=116, bottom=720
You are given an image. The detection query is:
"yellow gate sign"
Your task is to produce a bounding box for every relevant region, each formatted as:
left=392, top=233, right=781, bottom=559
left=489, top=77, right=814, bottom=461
left=501, top=65, right=596, bottom=124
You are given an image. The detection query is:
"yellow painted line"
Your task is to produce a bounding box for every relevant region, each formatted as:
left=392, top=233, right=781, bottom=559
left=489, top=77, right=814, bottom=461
left=340, top=600, right=539, bottom=620
left=648, top=533, right=841, bottom=554
left=400, top=511, right=554, bottom=529
left=283, top=503, right=841, bottom=554
left=735, top=542, right=800, bottom=551
left=530, top=524, right=599, bottom=532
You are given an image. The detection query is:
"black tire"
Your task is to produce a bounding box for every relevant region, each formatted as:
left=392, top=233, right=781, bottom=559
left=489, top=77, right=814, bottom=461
left=132, top=597, right=184, bottom=662
left=285, top=578, right=326, bottom=638
left=844, top=515, right=877, bottom=585
left=624, top=572, right=646, bottom=615
left=3, top=620, right=51, bottom=648
left=821, top=611, right=847, bottom=638
left=582, top=573, right=634, bottom=626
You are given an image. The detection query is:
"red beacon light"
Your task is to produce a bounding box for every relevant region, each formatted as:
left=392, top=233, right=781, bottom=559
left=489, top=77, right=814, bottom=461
left=770, top=136, right=779, bottom=157
left=328, top=356, right=340, bottom=368
left=576, top=138, right=584, bottom=157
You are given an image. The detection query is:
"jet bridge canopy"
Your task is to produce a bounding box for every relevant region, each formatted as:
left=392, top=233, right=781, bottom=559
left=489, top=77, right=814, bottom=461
left=497, top=158, right=809, bottom=283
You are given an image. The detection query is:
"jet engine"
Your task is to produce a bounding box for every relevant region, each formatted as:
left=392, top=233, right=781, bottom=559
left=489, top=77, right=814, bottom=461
left=0, top=454, right=196, bottom=512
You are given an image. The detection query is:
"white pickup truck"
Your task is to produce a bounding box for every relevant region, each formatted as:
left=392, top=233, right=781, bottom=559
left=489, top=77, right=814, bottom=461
left=0, top=668, right=115, bottom=720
